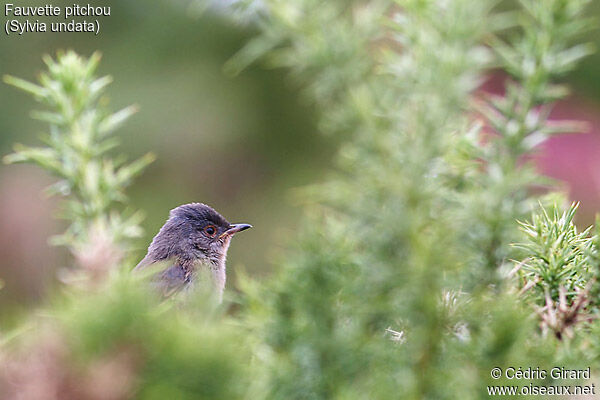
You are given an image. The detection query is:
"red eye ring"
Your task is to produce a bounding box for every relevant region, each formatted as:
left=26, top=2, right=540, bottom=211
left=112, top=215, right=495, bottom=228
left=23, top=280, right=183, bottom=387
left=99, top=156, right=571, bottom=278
left=204, top=225, right=217, bottom=237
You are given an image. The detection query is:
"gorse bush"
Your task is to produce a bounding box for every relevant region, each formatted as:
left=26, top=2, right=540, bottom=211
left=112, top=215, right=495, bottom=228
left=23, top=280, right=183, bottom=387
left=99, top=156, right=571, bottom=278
left=1, top=0, right=599, bottom=399
left=3, top=52, right=154, bottom=275
left=514, top=203, right=600, bottom=340
left=516, top=203, right=592, bottom=303
left=0, top=269, right=250, bottom=400
left=468, top=0, right=594, bottom=277
left=234, top=0, right=597, bottom=398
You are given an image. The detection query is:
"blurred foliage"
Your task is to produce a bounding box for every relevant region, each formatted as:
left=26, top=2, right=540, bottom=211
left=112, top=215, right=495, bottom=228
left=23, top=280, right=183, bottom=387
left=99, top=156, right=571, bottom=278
left=463, top=0, right=595, bottom=281
left=233, top=0, right=597, bottom=398
left=1, top=0, right=600, bottom=399
left=0, top=270, right=250, bottom=400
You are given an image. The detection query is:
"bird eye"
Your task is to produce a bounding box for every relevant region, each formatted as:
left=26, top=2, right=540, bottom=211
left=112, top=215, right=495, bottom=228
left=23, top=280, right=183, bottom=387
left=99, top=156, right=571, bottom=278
left=204, top=225, right=217, bottom=237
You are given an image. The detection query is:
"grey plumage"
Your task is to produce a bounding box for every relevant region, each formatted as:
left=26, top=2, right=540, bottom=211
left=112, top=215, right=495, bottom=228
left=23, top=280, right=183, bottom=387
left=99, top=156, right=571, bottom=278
left=135, top=203, right=251, bottom=299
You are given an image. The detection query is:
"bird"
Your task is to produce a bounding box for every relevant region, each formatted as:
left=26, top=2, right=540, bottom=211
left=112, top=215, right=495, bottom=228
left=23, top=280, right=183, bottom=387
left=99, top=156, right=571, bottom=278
left=134, top=203, right=251, bottom=300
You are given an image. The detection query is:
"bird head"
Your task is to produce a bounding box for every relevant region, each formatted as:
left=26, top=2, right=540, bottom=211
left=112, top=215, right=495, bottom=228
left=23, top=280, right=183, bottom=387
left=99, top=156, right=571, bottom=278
left=148, top=203, right=251, bottom=267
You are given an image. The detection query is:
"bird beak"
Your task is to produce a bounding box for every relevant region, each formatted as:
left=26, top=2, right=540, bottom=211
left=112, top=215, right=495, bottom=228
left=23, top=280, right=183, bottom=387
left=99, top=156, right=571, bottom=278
left=219, top=223, right=252, bottom=239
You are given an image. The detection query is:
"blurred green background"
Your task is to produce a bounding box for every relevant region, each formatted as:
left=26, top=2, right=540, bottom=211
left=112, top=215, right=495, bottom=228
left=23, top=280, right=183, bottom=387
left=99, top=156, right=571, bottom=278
left=0, top=0, right=599, bottom=312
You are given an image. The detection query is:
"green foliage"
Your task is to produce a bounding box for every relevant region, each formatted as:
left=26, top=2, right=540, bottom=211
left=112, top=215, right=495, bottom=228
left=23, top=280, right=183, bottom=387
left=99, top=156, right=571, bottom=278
left=232, top=0, right=594, bottom=398
left=464, top=0, right=594, bottom=276
left=61, top=273, right=250, bottom=400
left=3, top=51, right=154, bottom=263
left=516, top=203, right=592, bottom=302
left=513, top=203, right=600, bottom=340
left=0, top=271, right=250, bottom=400
left=227, top=0, right=386, bottom=135
left=1, top=0, right=598, bottom=398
